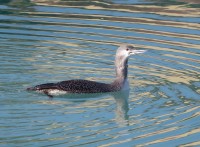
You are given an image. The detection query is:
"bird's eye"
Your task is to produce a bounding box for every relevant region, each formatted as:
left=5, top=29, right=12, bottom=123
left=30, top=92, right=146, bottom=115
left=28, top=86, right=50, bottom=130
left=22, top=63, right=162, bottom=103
left=126, top=48, right=129, bottom=51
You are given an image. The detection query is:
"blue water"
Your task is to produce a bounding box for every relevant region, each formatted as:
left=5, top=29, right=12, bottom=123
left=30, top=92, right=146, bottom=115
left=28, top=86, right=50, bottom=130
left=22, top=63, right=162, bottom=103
left=0, top=0, right=200, bottom=146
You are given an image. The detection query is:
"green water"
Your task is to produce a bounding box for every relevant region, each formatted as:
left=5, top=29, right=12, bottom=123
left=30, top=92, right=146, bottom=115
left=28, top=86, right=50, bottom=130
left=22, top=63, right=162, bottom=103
left=0, top=0, right=200, bottom=146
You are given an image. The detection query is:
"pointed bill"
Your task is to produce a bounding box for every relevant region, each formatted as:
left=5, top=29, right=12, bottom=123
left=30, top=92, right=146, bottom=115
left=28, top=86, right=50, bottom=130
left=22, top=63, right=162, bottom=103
left=130, top=50, right=147, bottom=55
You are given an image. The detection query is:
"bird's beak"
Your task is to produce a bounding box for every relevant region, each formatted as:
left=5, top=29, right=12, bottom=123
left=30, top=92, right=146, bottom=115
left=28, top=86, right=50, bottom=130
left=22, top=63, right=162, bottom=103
left=130, top=49, right=147, bottom=55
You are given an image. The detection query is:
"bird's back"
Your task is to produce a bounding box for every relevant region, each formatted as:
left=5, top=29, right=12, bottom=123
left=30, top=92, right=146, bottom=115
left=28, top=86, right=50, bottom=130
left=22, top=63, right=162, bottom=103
left=57, top=79, right=112, bottom=93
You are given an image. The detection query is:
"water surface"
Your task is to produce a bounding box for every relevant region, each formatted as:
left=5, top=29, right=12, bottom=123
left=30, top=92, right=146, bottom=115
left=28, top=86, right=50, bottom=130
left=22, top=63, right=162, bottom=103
left=0, top=0, right=200, bottom=146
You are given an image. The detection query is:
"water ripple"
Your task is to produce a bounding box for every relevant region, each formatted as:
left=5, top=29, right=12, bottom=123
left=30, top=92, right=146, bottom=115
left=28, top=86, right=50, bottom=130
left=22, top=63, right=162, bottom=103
left=0, top=0, right=200, bottom=146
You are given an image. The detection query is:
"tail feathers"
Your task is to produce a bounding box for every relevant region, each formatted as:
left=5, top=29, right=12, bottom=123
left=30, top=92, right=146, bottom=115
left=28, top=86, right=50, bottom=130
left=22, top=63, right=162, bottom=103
left=27, top=83, right=58, bottom=91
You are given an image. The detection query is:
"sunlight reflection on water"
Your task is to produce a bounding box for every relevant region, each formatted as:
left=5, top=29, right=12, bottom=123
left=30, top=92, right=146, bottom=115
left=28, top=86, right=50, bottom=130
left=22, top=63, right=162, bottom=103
left=0, top=0, right=200, bottom=146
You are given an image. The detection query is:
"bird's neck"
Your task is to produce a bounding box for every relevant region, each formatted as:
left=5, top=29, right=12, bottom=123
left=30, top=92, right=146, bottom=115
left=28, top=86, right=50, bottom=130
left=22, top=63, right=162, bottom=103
left=112, top=55, right=128, bottom=89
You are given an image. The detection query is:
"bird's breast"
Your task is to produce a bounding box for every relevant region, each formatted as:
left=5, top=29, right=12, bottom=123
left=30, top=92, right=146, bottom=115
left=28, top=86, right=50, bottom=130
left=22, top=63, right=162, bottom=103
left=122, top=79, right=130, bottom=91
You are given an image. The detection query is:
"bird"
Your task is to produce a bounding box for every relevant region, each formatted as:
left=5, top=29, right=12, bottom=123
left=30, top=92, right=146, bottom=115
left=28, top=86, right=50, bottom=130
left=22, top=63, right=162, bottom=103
left=27, top=44, right=146, bottom=98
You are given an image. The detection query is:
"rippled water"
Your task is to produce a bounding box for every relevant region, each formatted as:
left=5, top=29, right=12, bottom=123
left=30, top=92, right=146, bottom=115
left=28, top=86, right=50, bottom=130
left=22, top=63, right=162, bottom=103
left=1, top=0, right=200, bottom=146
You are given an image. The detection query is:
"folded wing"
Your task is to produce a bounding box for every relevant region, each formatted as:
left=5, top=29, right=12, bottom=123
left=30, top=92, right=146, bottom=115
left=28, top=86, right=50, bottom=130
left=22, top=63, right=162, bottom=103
left=57, top=79, right=111, bottom=93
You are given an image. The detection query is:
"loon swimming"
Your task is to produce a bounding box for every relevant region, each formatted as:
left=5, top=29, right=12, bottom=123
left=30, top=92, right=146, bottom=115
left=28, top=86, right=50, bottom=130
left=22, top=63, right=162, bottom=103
left=27, top=44, right=146, bottom=98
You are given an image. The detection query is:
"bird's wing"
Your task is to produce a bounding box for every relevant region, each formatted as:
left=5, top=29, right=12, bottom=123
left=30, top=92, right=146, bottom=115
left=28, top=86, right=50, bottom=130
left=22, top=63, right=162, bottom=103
left=57, top=79, right=110, bottom=93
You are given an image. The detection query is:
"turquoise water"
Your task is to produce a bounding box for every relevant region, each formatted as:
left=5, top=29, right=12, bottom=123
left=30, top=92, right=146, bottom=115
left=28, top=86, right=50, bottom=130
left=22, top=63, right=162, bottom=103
left=0, top=0, right=200, bottom=146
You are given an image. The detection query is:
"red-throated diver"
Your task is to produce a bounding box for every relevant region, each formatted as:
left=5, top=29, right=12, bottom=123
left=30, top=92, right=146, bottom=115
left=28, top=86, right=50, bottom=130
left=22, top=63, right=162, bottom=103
left=27, top=44, right=146, bottom=98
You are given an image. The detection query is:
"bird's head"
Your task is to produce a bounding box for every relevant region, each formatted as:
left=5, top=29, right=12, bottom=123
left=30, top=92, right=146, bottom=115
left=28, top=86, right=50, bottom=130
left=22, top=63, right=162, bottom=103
left=117, top=44, right=146, bottom=58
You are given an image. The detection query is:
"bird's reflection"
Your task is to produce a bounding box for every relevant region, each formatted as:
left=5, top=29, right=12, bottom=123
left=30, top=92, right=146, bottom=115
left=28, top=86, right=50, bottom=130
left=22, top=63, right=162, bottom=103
left=111, top=90, right=129, bottom=126
left=44, top=90, right=129, bottom=126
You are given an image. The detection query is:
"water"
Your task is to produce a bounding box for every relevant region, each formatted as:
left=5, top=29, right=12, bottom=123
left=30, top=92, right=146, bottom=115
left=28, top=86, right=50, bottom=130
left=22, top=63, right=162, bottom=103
left=0, top=0, right=200, bottom=146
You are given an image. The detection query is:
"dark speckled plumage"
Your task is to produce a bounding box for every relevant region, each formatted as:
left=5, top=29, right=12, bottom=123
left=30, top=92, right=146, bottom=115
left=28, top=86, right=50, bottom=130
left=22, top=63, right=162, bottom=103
left=58, top=80, right=112, bottom=93
left=27, top=44, right=146, bottom=98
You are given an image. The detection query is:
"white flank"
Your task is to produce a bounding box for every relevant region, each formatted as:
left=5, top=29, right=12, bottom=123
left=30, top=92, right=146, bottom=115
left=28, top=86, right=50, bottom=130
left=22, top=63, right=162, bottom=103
left=122, top=79, right=130, bottom=91
left=48, top=90, right=67, bottom=96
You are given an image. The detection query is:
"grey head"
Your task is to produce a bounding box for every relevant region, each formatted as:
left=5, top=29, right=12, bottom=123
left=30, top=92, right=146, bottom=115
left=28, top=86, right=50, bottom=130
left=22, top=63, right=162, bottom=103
left=116, top=44, right=146, bottom=59
left=114, top=44, right=146, bottom=87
